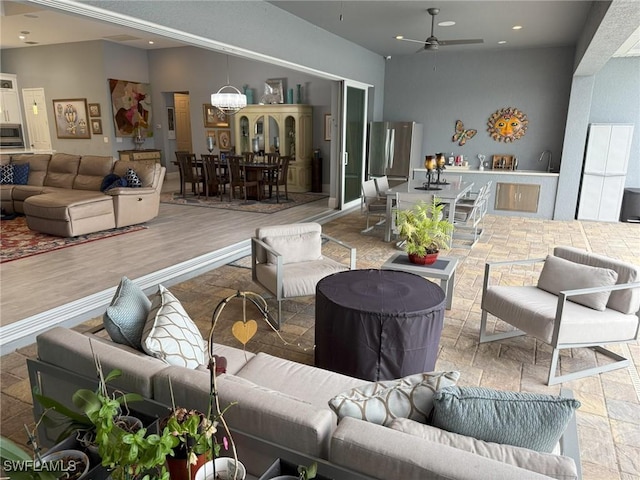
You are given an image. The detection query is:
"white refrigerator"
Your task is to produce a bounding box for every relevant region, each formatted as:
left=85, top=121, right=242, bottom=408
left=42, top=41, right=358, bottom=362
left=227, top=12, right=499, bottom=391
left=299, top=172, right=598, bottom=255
left=577, top=123, right=634, bottom=222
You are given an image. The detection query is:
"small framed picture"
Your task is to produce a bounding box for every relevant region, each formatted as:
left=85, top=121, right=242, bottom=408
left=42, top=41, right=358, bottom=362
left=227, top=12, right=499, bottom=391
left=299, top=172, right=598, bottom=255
left=167, top=107, right=176, bottom=140
left=217, top=129, right=231, bottom=150
left=324, top=114, right=332, bottom=141
left=265, top=78, right=285, bottom=104
left=91, top=119, right=103, bottom=135
left=88, top=103, right=101, bottom=117
left=203, top=104, right=229, bottom=128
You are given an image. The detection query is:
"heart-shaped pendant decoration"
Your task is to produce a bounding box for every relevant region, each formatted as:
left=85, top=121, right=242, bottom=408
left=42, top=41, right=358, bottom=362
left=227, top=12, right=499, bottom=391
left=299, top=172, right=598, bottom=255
left=232, top=319, right=258, bottom=345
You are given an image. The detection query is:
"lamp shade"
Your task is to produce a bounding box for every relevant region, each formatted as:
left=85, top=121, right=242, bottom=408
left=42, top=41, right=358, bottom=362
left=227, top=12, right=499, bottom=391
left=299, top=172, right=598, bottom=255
left=211, top=85, right=247, bottom=115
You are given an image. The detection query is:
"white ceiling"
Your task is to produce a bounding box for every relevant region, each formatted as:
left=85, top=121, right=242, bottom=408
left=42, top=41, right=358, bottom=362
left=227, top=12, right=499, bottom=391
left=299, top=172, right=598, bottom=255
left=1, top=0, right=638, bottom=58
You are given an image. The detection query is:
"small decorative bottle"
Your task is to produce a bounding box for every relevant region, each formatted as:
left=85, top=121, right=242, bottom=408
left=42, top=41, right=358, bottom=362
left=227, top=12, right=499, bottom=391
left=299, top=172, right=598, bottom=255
left=296, top=84, right=302, bottom=104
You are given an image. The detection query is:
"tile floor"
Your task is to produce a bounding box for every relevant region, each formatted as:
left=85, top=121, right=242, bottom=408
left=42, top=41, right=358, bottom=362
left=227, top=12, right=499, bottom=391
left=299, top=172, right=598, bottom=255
left=2, top=211, right=639, bottom=479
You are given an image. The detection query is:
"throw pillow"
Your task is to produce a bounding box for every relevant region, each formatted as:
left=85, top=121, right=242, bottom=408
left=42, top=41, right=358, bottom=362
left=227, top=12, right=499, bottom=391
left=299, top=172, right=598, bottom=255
left=125, top=168, right=143, bottom=187
left=0, top=164, right=14, bottom=185
left=12, top=163, right=29, bottom=185
left=141, top=285, right=207, bottom=369
left=103, top=276, right=151, bottom=349
left=101, top=173, right=120, bottom=192
left=105, top=177, right=128, bottom=191
left=431, top=386, right=581, bottom=453
left=388, top=418, right=578, bottom=480
left=263, top=231, right=323, bottom=265
left=328, top=371, right=460, bottom=426
left=537, top=255, right=618, bottom=311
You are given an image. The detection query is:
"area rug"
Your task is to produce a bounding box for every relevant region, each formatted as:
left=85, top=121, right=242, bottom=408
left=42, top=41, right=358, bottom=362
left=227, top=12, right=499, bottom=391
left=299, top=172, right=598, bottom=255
left=0, top=216, right=146, bottom=263
left=160, top=191, right=328, bottom=214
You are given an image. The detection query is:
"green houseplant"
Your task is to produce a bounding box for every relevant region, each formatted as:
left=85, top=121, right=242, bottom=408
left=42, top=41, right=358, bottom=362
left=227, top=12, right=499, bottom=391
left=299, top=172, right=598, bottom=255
left=395, top=197, right=454, bottom=265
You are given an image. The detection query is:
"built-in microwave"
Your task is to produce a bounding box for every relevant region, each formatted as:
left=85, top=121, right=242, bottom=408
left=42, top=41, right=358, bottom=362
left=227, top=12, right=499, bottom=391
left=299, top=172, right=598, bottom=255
left=0, top=123, right=25, bottom=148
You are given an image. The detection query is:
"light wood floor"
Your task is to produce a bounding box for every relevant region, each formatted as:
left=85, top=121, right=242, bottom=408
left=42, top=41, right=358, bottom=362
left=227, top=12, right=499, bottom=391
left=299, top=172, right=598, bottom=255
left=0, top=177, right=341, bottom=348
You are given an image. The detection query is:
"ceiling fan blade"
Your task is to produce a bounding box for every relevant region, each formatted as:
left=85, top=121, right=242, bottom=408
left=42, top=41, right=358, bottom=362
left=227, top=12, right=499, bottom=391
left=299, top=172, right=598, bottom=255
left=438, top=39, right=484, bottom=46
left=397, top=37, right=429, bottom=45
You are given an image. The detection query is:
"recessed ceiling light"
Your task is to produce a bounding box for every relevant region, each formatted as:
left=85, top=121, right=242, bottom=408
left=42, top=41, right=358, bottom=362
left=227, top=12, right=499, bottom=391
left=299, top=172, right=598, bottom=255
left=18, top=35, right=26, bottom=40
left=148, top=40, right=155, bottom=45
left=438, top=21, right=455, bottom=27
left=395, top=35, right=404, bottom=40
left=512, top=25, right=523, bottom=30
left=498, top=40, right=507, bottom=44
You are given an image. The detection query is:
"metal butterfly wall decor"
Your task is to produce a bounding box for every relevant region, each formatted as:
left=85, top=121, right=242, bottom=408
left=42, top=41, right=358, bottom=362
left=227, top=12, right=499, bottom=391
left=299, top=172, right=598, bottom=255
left=452, top=120, right=477, bottom=146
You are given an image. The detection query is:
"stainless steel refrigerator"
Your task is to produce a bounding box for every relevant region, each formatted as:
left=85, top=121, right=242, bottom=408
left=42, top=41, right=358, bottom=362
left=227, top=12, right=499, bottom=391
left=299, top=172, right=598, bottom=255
left=367, top=122, right=423, bottom=180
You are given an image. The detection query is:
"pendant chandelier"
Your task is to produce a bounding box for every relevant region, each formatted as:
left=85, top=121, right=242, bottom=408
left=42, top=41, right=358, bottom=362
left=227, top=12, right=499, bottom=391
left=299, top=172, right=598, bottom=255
left=211, top=56, right=246, bottom=115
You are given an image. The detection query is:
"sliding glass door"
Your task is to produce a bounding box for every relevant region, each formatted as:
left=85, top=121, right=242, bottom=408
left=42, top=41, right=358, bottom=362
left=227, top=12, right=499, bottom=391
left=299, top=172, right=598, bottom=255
left=339, top=81, right=368, bottom=209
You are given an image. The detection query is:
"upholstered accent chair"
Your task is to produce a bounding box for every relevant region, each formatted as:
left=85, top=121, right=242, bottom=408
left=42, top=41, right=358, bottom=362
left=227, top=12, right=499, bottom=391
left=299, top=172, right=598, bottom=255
left=480, top=246, right=640, bottom=385
left=251, top=222, right=356, bottom=329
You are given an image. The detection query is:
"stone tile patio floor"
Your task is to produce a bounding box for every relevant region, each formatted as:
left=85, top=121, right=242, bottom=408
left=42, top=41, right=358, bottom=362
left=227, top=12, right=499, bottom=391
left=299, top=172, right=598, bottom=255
left=2, top=212, right=639, bottom=479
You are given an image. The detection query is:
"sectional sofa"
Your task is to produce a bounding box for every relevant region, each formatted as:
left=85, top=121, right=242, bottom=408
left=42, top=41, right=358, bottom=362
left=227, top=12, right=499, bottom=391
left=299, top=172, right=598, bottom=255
left=28, top=325, right=581, bottom=480
left=0, top=152, right=165, bottom=236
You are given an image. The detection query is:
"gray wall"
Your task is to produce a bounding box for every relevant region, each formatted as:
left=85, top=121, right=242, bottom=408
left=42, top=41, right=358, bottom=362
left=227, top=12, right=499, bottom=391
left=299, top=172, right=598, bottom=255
left=383, top=47, right=575, bottom=173
left=590, top=57, right=640, bottom=187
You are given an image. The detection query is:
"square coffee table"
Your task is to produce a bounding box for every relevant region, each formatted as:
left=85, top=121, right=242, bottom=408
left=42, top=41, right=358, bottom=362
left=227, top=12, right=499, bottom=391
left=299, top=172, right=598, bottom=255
left=381, top=252, right=458, bottom=309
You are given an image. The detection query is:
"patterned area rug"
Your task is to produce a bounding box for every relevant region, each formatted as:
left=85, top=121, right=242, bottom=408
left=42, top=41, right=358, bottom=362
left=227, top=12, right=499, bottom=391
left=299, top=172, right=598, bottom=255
left=160, top=191, right=328, bottom=214
left=0, top=216, right=147, bottom=263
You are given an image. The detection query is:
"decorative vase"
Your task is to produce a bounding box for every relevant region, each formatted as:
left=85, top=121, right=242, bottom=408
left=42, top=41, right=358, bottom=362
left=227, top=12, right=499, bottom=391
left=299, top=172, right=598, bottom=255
left=286, top=88, right=294, bottom=104
left=296, top=84, right=302, bottom=103
left=408, top=252, right=438, bottom=265
left=167, top=453, right=207, bottom=480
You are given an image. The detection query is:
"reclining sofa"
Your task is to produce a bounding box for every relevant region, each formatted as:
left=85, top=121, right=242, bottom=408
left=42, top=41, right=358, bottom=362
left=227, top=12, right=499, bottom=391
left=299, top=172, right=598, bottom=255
left=0, top=153, right=165, bottom=236
left=28, top=326, right=581, bottom=480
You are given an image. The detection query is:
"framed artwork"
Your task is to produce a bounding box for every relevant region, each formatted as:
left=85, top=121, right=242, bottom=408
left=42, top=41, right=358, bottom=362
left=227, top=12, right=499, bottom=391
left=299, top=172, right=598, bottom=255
left=265, top=78, right=285, bottom=104
left=324, top=114, right=332, bottom=141
left=487, top=107, right=528, bottom=143
left=167, top=107, right=176, bottom=140
left=88, top=103, right=101, bottom=117
left=217, top=129, right=231, bottom=150
left=109, top=78, right=153, bottom=137
left=203, top=104, right=228, bottom=128
left=52, top=98, right=91, bottom=139
left=91, top=119, right=103, bottom=135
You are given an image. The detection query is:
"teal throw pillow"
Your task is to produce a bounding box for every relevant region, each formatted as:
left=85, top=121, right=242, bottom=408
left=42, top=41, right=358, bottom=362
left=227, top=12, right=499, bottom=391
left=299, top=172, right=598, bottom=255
left=103, top=277, right=151, bottom=349
left=431, top=386, right=580, bottom=453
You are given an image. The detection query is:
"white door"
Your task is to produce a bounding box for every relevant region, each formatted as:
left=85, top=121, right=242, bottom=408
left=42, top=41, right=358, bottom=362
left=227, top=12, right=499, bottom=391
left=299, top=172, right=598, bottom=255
left=174, top=93, right=192, bottom=153
left=22, top=88, right=52, bottom=151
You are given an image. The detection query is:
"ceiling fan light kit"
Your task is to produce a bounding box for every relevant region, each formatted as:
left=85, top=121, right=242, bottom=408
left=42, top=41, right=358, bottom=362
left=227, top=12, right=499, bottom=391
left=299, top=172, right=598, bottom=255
left=396, top=7, right=484, bottom=52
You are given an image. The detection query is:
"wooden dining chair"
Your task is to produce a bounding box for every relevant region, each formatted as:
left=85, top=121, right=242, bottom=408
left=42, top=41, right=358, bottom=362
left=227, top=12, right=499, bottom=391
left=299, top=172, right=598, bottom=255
left=176, top=152, right=204, bottom=198
left=201, top=154, right=228, bottom=200
left=263, top=155, right=290, bottom=203
left=228, top=155, right=261, bottom=202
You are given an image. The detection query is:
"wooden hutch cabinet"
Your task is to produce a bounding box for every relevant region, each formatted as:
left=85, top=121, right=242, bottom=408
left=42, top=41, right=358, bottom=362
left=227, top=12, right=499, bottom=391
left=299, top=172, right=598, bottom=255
left=118, top=149, right=162, bottom=163
left=233, top=104, right=313, bottom=192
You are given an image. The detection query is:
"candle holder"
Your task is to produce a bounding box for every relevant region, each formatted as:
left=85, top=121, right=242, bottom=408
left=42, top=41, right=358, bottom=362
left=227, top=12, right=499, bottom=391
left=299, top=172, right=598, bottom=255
left=435, top=153, right=448, bottom=185
left=420, top=155, right=441, bottom=191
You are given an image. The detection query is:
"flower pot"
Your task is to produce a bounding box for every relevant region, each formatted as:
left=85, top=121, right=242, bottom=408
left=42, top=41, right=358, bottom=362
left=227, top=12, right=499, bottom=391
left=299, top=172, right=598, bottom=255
left=38, top=449, right=90, bottom=480
left=167, top=454, right=207, bottom=480
left=408, top=252, right=439, bottom=265
left=195, top=457, right=246, bottom=480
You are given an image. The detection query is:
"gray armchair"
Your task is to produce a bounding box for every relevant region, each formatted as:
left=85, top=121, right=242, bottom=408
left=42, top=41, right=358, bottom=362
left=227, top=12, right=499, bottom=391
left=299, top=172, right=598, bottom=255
left=480, top=246, right=640, bottom=385
left=251, top=222, right=356, bottom=329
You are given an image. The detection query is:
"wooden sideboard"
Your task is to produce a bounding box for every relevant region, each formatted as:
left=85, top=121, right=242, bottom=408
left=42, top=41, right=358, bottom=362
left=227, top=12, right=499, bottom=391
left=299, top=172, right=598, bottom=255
left=118, top=149, right=162, bottom=163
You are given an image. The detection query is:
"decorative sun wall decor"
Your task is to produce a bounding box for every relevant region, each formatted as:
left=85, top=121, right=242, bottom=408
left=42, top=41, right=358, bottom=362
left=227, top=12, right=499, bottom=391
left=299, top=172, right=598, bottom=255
left=487, top=107, right=528, bottom=142
left=452, top=120, right=477, bottom=146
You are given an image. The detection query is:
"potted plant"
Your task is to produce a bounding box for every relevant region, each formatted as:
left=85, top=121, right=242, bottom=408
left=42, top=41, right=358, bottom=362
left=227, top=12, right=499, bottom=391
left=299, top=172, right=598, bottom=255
left=71, top=365, right=179, bottom=480
left=395, top=197, right=453, bottom=265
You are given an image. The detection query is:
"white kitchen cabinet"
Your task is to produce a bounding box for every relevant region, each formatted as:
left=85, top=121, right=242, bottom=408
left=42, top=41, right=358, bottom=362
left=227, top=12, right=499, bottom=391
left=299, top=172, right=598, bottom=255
left=0, top=73, right=24, bottom=125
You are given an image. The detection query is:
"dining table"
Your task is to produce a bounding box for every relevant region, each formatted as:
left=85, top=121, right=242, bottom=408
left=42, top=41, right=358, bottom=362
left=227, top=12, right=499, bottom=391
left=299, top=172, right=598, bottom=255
left=384, top=178, right=474, bottom=243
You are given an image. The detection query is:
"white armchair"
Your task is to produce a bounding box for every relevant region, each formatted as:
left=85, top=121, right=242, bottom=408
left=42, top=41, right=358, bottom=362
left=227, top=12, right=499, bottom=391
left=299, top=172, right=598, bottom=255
left=251, top=222, right=356, bottom=329
left=480, top=246, right=640, bottom=385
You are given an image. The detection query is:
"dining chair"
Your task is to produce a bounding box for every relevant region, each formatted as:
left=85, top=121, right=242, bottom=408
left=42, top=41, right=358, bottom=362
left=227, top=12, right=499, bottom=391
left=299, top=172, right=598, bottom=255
left=263, top=155, right=290, bottom=203
left=228, top=155, right=261, bottom=202
left=201, top=154, right=226, bottom=200
left=264, top=153, right=279, bottom=165
left=361, top=179, right=387, bottom=234
left=176, top=152, right=204, bottom=198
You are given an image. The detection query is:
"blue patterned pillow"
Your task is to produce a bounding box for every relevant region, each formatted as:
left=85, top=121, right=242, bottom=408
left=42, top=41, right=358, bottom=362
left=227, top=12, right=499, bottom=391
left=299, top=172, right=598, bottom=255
left=101, top=173, right=120, bottom=192
left=105, top=178, right=127, bottom=191
left=103, top=277, right=151, bottom=349
left=12, top=163, right=30, bottom=185
left=431, top=386, right=581, bottom=453
left=125, top=168, right=142, bottom=187
left=0, top=164, right=14, bottom=184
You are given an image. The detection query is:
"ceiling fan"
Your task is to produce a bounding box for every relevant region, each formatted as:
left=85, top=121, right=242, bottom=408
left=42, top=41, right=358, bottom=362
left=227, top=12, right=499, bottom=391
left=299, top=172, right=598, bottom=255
left=396, top=8, right=484, bottom=52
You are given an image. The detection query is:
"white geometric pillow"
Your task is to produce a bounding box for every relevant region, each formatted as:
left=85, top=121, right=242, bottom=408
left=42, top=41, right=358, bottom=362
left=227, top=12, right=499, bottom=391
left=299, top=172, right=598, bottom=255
left=328, top=371, right=460, bottom=426
left=125, top=168, right=143, bottom=187
left=0, top=164, right=14, bottom=185
left=141, top=285, right=207, bottom=369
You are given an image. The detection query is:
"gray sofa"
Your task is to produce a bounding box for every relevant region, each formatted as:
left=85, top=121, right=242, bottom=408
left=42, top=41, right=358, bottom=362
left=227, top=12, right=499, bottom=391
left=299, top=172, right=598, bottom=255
left=28, top=326, right=581, bottom=480
left=0, top=153, right=165, bottom=236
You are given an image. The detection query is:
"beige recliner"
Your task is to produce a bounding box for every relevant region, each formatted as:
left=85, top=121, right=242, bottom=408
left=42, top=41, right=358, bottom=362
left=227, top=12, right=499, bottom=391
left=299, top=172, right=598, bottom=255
left=251, top=222, right=356, bottom=329
left=480, top=246, right=640, bottom=385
